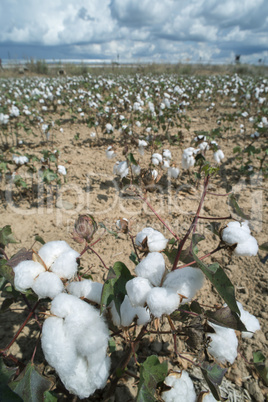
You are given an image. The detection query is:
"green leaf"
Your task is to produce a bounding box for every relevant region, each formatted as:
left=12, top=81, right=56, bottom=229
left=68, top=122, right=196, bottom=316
left=201, top=361, right=227, bottom=401
left=228, top=194, right=250, bottom=220
left=206, top=306, right=247, bottom=332
left=0, top=260, right=15, bottom=286
left=100, top=261, right=133, bottom=315
left=0, top=358, right=23, bottom=401
left=253, top=351, right=268, bottom=385
left=206, top=222, right=221, bottom=236
left=192, top=234, right=239, bottom=315
left=233, top=146, right=242, bottom=154
left=127, top=152, right=138, bottom=166
left=35, top=236, right=45, bottom=245
left=129, top=251, right=139, bottom=266
left=259, top=242, right=268, bottom=252
left=99, top=222, right=118, bottom=238
left=43, top=390, right=58, bottom=402
left=0, top=226, right=17, bottom=248
left=137, top=356, right=168, bottom=402
left=108, top=338, right=117, bottom=353
left=9, top=363, right=52, bottom=402
left=0, top=297, right=15, bottom=313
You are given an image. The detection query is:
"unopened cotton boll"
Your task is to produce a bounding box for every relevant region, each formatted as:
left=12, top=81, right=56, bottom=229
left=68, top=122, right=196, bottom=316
left=13, top=260, right=45, bottom=292
left=162, top=371, right=196, bottom=402
left=146, top=287, right=180, bottom=317
left=67, top=280, right=103, bottom=305
left=126, top=277, right=153, bottom=307
left=163, top=267, right=204, bottom=304
left=136, top=227, right=168, bottom=252
left=135, top=252, right=165, bottom=286
left=32, top=271, right=64, bottom=299
left=237, top=301, right=260, bottom=338
left=207, top=322, right=238, bottom=364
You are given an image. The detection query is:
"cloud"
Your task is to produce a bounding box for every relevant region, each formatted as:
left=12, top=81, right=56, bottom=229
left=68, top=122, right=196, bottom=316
left=0, top=0, right=267, bottom=64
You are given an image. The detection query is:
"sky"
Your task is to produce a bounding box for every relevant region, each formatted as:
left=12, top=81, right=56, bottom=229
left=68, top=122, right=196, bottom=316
left=0, top=0, right=267, bottom=65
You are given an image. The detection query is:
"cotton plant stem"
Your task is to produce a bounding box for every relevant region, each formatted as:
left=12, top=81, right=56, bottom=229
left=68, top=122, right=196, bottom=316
left=129, top=234, right=141, bottom=262
left=167, top=315, right=178, bottom=355
left=136, top=192, right=180, bottom=241
left=174, top=244, right=225, bottom=270
left=198, top=215, right=232, bottom=220
left=172, top=175, right=210, bottom=271
left=207, top=191, right=232, bottom=196
left=87, top=246, right=109, bottom=270
left=0, top=301, right=40, bottom=354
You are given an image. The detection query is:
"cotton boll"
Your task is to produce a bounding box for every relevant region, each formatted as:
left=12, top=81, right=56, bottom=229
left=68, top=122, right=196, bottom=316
left=146, top=287, right=180, bottom=317
left=135, top=252, right=165, bottom=286
left=213, top=149, right=225, bottom=164
left=38, top=240, right=73, bottom=268
left=32, top=271, right=64, bottom=299
left=162, top=371, right=196, bottom=402
left=41, top=316, right=78, bottom=378
left=135, top=227, right=168, bottom=252
left=88, top=354, right=111, bottom=390
left=163, top=149, right=172, bottom=160
left=163, top=267, right=204, bottom=304
left=110, top=301, right=121, bottom=327
left=132, top=164, right=141, bottom=176
left=237, top=301, right=261, bottom=338
left=222, top=221, right=251, bottom=245
left=13, top=260, right=45, bottom=292
left=50, top=249, right=80, bottom=279
left=50, top=293, right=79, bottom=318
left=120, top=296, right=138, bottom=327
left=106, top=146, right=115, bottom=159
left=67, top=280, right=103, bottom=305
left=136, top=306, right=151, bottom=325
left=152, top=153, right=162, bottom=165
left=201, top=391, right=217, bottom=402
left=168, top=166, right=180, bottom=179
left=207, top=322, right=238, bottom=364
left=234, top=235, right=258, bottom=256
left=126, top=277, right=153, bottom=307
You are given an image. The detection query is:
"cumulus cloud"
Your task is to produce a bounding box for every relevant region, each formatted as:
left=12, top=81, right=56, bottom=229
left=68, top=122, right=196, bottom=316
left=0, top=0, right=267, bottom=64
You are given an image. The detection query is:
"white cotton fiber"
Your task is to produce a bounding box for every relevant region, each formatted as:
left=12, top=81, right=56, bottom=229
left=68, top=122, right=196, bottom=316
left=126, top=277, right=153, bottom=307
left=67, top=280, right=103, bottom=304
left=237, top=301, right=261, bottom=338
left=136, top=306, right=151, bottom=325
left=202, top=391, right=217, bottom=402
left=38, top=240, right=73, bottom=268
left=41, top=316, right=78, bottom=378
left=120, top=296, right=138, bottom=327
left=213, top=149, right=225, bottom=164
left=110, top=301, right=121, bottom=327
left=13, top=260, right=45, bottom=292
left=222, top=221, right=251, bottom=245
left=50, top=249, right=80, bottom=279
left=163, top=267, right=204, bottom=304
left=207, top=322, right=238, bottom=364
left=32, top=271, right=64, bottom=299
left=222, top=221, right=258, bottom=256
left=135, top=252, right=166, bottom=286
left=162, top=371, right=196, bottom=402
left=146, top=287, right=180, bottom=318
left=136, top=227, right=168, bottom=252
left=42, top=293, right=111, bottom=399
left=234, top=236, right=258, bottom=257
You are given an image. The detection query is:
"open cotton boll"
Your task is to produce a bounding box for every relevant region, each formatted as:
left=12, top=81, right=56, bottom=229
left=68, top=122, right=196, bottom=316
left=222, top=221, right=251, bottom=245
left=38, top=240, right=74, bottom=268
left=163, top=149, right=172, bottom=160
left=201, top=391, right=217, bottom=402
left=135, top=252, right=165, bottom=286
left=136, top=306, right=151, bottom=325
left=136, top=227, right=168, bottom=252
left=120, top=296, right=139, bottom=327
left=106, top=146, right=115, bottom=159
left=168, top=166, right=180, bottom=179
left=131, top=164, right=141, bottom=176
left=213, top=149, right=225, bottom=164
left=67, top=280, right=103, bottom=305
left=207, top=322, right=238, bottom=364
left=50, top=292, right=80, bottom=318
left=50, top=249, right=80, bottom=279
left=146, top=287, right=180, bottom=318
left=162, top=371, right=196, bottom=402
left=163, top=267, right=204, bottom=304
left=32, top=271, right=64, bottom=299
left=110, top=301, right=121, bottom=327
left=126, top=277, right=153, bottom=307
left=151, top=153, right=162, bottom=165
left=13, top=260, right=45, bottom=292
left=113, top=160, right=129, bottom=178
left=41, top=316, right=78, bottom=379
left=234, top=235, right=258, bottom=256
left=236, top=301, right=261, bottom=338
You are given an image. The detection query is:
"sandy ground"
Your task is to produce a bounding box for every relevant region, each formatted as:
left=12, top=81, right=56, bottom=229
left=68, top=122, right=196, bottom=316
left=0, top=99, right=267, bottom=401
